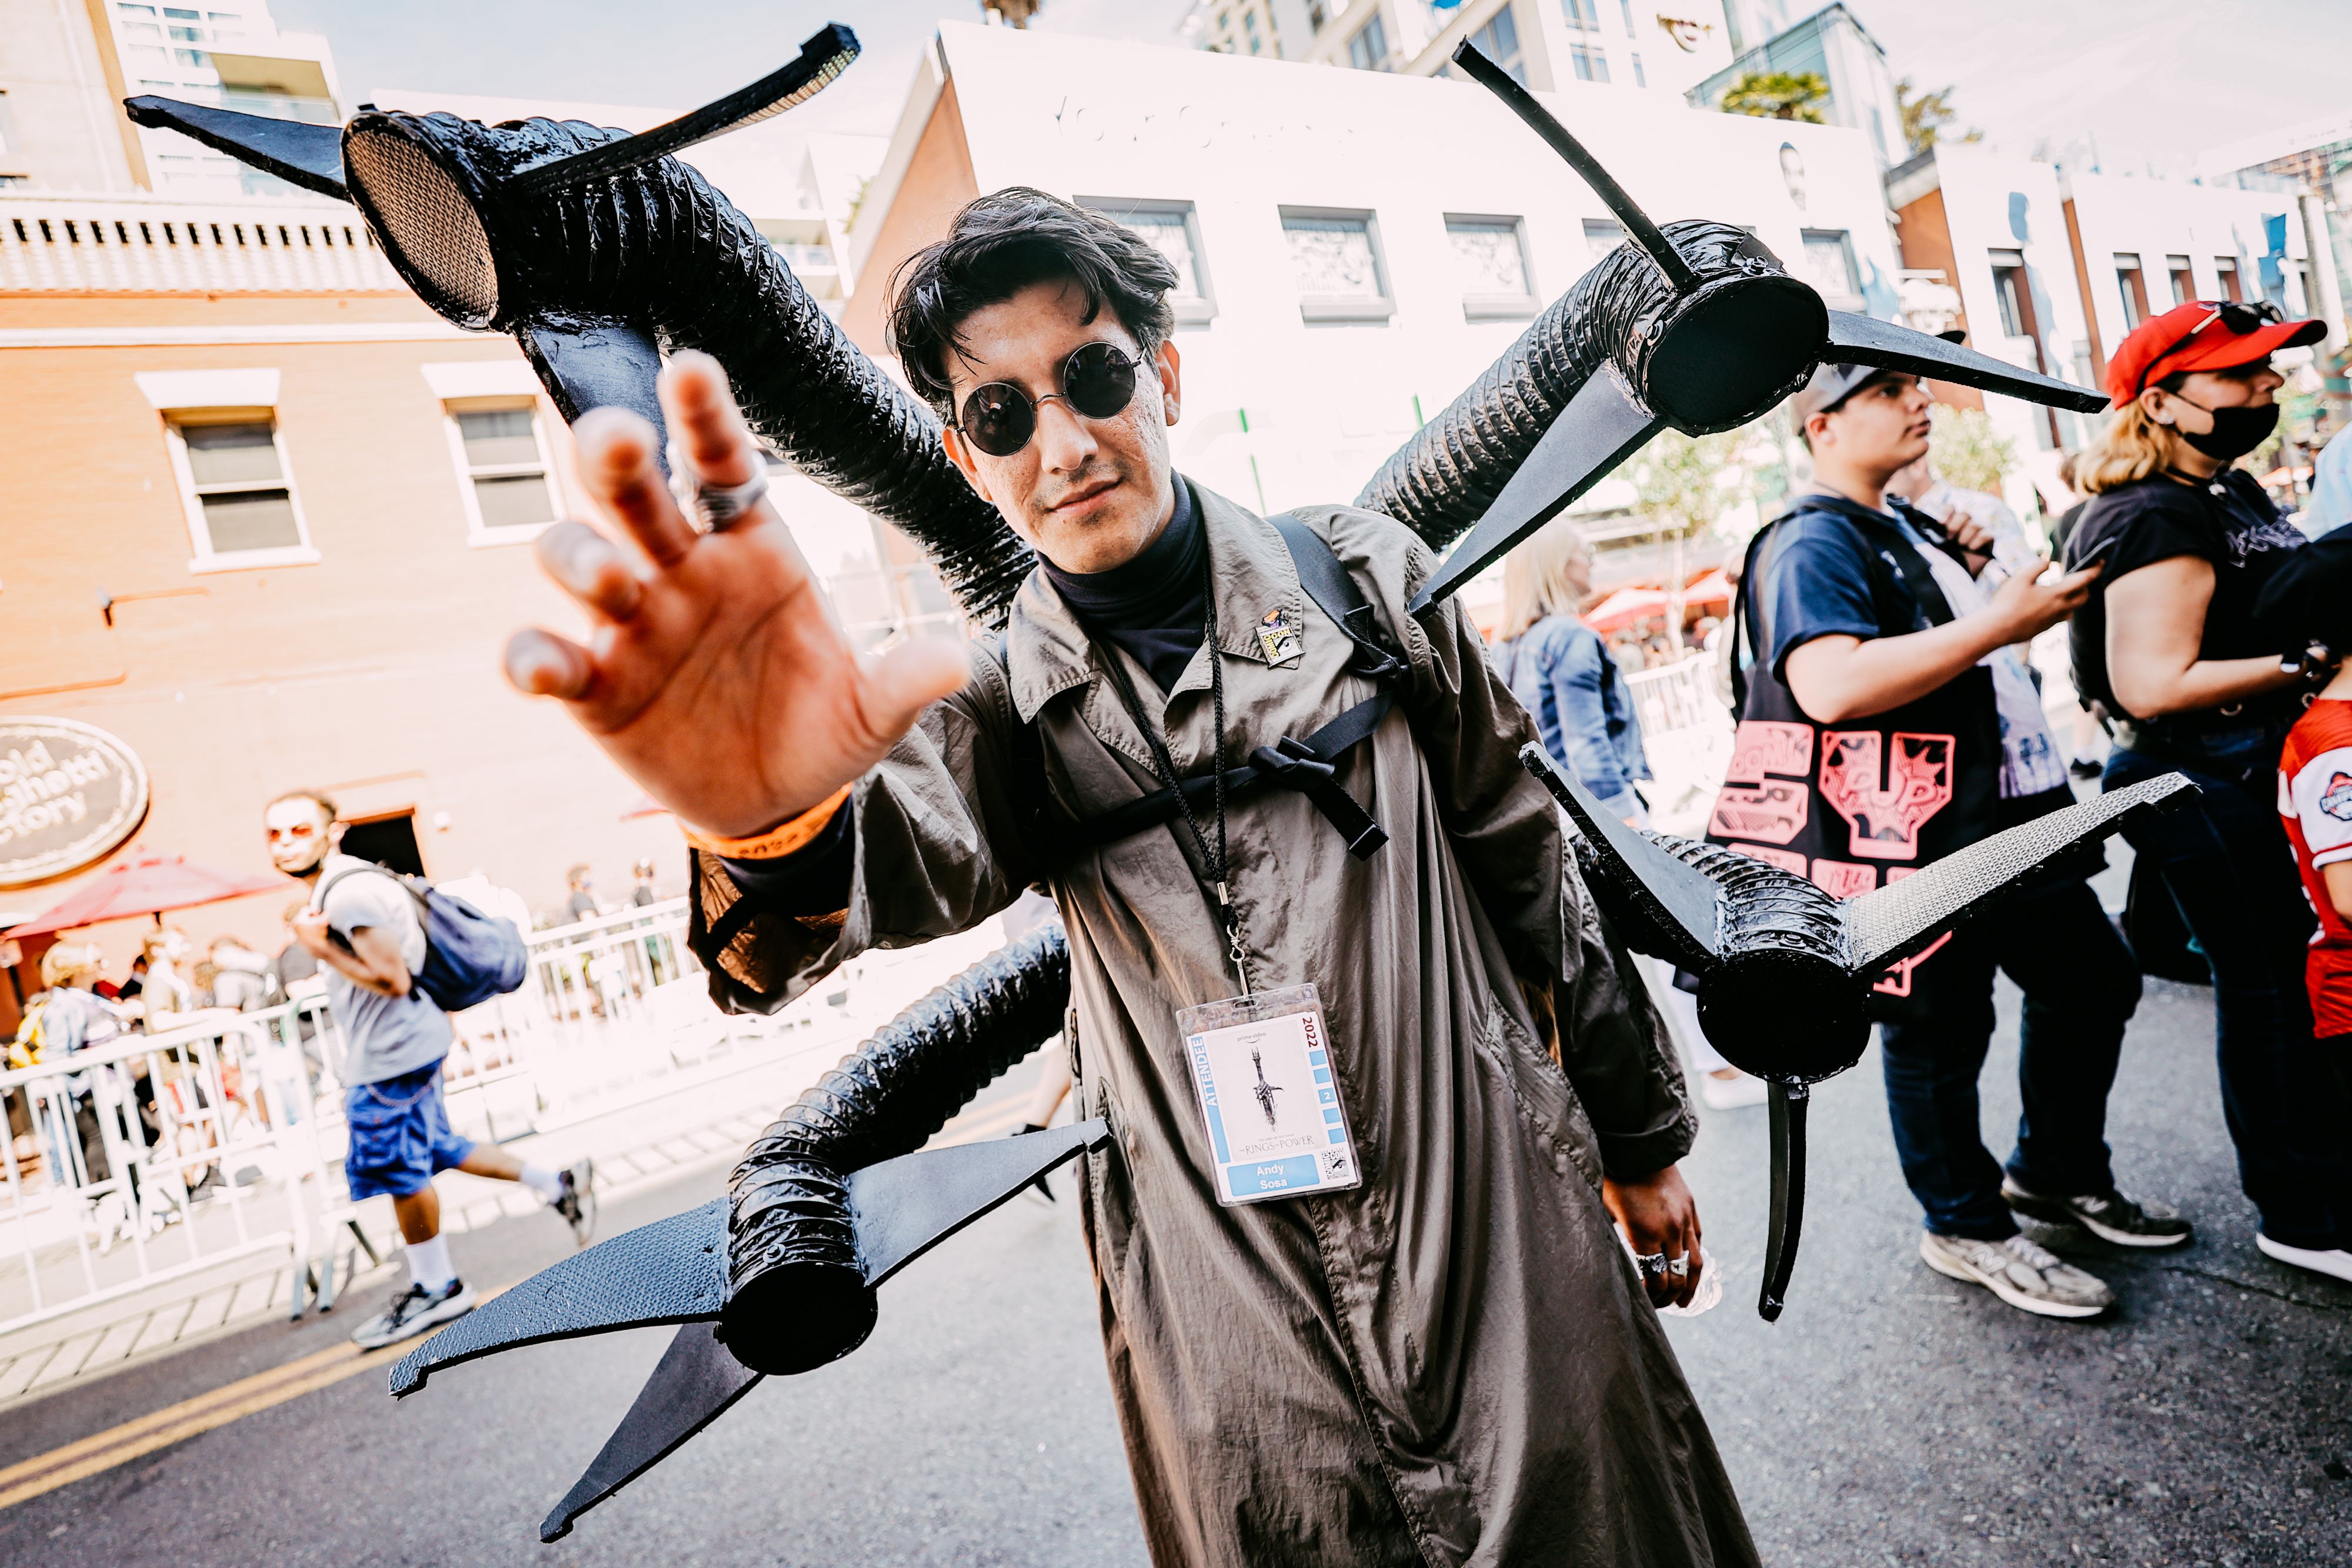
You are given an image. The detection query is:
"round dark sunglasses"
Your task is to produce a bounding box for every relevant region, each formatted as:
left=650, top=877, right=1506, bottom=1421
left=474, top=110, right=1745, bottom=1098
left=950, top=342, right=1151, bottom=458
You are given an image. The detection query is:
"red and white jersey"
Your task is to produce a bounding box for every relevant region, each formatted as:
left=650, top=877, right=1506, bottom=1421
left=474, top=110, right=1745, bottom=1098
left=2278, top=698, right=2352, bottom=1039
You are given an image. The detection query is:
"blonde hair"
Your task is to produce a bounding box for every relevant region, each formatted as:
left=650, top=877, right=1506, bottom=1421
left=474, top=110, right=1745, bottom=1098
left=40, top=942, right=105, bottom=989
left=1499, top=520, right=1594, bottom=643
left=2078, top=394, right=2184, bottom=496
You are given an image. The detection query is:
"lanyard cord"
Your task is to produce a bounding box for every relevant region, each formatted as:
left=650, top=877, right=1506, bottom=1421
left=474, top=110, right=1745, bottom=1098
left=1094, top=552, right=1252, bottom=994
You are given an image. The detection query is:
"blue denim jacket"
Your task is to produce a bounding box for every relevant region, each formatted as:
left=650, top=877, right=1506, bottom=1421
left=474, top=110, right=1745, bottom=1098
left=1496, top=614, right=1651, bottom=814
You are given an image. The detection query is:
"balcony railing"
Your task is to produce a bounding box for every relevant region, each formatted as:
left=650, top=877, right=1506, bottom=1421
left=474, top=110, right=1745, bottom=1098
left=0, top=191, right=406, bottom=295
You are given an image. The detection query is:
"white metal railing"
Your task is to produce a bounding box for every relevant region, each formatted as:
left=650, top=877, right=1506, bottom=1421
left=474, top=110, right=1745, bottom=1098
left=0, top=191, right=405, bottom=294
left=0, top=895, right=997, bottom=1340
left=0, top=1012, right=345, bottom=1336
left=1624, top=650, right=1727, bottom=738
left=1624, top=651, right=1736, bottom=836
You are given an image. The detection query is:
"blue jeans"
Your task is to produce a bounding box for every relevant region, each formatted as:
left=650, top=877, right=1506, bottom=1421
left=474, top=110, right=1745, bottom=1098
left=2109, top=735, right=2351, bottom=1249
left=1879, top=877, right=2142, bottom=1238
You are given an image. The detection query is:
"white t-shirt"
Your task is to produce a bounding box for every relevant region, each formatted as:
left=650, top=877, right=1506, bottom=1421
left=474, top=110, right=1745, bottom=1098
left=315, top=854, right=450, bottom=1086
left=1890, top=510, right=2068, bottom=800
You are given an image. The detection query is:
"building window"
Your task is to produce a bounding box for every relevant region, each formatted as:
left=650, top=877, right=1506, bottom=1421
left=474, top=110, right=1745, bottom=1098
left=2113, top=253, right=2149, bottom=331
left=1447, top=214, right=1538, bottom=320
left=1083, top=198, right=1216, bottom=326
left=1562, top=0, right=1599, bottom=29
left=1987, top=249, right=2032, bottom=339
left=1631, top=51, right=1645, bottom=87
left=2214, top=256, right=2242, bottom=303
left=1568, top=42, right=1610, bottom=81
left=166, top=415, right=315, bottom=569
left=1347, top=12, right=1388, bottom=71
left=1244, top=8, right=1262, bottom=53
left=1466, top=7, right=1526, bottom=86
left=1799, top=229, right=1859, bottom=303
left=1619, top=0, right=1636, bottom=33
left=444, top=401, right=560, bottom=542
left=2165, top=255, right=2196, bottom=307
left=1281, top=208, right=1393, bottom=322
left=0, top=90, right=16, bottom=156
left=1582, top=218, right=1625, bottom=266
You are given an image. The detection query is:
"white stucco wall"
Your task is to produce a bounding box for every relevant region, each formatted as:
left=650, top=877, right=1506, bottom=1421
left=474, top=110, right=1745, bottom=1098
left=2062, top=168, right=2314, bottom=370
left=1914, top=145, right=2099, bottom=501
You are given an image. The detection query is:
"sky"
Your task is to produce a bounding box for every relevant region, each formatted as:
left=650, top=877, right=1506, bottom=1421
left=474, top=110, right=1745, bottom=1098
left=269, top=1, right=2350, bottom=176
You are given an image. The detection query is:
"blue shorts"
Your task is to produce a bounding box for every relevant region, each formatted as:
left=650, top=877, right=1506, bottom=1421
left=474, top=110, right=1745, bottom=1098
left=343, top=1064, right=474, bottom=1201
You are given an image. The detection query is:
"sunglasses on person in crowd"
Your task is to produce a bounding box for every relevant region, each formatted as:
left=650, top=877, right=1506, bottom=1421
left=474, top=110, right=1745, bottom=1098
left=2187, top=299, right=2285, bottom=340
left=950, top=341, right=1154, bottom=457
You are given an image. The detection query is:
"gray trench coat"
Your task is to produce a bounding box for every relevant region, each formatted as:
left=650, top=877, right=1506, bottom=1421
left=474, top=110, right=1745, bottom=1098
left=693, top=480, right=1758, bottom=1567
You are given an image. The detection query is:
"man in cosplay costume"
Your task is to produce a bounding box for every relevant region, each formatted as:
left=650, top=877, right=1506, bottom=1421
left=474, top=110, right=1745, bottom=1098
left=505, top=189, right=1757, bottom=1566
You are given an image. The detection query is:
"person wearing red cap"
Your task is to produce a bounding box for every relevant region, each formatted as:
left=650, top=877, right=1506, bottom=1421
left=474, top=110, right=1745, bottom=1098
left=2064, top=298, right=2352, bottom=1286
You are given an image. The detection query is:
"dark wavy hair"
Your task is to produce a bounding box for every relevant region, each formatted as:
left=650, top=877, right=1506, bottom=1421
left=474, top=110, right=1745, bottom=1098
left=887, top=187, right=1178, bottom=422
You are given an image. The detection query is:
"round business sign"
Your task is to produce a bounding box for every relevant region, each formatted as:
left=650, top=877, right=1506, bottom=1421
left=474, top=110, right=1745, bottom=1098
left=0, top=717, right=151, bottom=888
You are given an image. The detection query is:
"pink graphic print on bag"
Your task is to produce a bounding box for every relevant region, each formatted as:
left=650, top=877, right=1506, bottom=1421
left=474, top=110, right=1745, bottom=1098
left=1724, top=720, right=1815, bottom=784
left=1709, top=780, right=1809, bottom=844
left=1818, top=731, right=1956, bottom=861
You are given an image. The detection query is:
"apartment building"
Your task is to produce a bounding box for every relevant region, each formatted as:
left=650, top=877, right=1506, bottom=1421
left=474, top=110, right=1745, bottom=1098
left=1187, top=0, right=1736, bottom=99
left=1687, top=1, right=1903, bottom=169
left=1888, top=141, right=2324, bottom=500
left=0, top=32, right=912, bottom=1005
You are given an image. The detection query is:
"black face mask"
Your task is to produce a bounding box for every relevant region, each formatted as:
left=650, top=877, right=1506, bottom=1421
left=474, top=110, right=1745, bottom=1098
left=2167, top=392, right=2278, bottom=462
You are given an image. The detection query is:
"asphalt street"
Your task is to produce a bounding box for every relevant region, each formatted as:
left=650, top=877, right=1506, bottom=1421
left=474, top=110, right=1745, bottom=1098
left=5, top=978, right=2350, bottom=1568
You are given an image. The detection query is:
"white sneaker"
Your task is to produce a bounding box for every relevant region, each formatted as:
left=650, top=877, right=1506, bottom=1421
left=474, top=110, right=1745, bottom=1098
left=2256, top=1233, right=2352, bottom=1283
left=1919, top=1231, right=2114, bottom=1318
left=1699, top=1068, right=1769, bottom=1110
left=350, top=1276, right=477, bottom=1349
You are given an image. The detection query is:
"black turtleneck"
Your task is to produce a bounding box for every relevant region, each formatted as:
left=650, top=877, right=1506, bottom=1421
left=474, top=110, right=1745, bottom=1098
left=1043, top=477, right=1204, bottom=693
left=723, top=477, right=1202, bottom=912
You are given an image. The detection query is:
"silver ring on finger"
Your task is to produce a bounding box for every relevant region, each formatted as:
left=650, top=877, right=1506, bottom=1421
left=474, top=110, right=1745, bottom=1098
left=688, top=466, right=770, bottom=532
left=1636, top=1251, right=1668, bottom=1281
left=1668, top=1251, right=1691, bottom=1278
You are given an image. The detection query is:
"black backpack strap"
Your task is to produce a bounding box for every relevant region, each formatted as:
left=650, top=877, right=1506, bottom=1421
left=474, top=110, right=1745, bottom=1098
left=1265, top=511, right=1409, bottom=688
left=1056, top=514, right=1402, bottom=862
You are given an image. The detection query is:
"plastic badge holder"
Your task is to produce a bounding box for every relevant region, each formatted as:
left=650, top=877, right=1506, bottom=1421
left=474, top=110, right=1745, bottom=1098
left=1177, top=984, right=1364, bottom=1207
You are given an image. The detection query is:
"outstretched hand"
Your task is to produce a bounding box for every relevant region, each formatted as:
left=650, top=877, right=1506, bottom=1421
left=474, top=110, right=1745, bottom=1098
left=504, top=352, right=970, bottom=840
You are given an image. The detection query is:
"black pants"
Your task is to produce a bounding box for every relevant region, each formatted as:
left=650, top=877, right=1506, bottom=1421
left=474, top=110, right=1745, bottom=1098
left=2110, top=740, right=2352, bottom=1250
left=1879, top=878, right=2143, bottom=1239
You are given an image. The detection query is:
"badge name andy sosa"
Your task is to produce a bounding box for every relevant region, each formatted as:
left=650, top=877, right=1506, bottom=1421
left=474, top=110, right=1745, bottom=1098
left=1179, top=984, right=1362, bottom=1206
left=0, top=718, right=151, bottom=886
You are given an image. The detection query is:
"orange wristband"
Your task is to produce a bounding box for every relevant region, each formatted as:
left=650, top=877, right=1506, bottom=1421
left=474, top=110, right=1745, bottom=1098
left=680, top=785, right=853, bottom=861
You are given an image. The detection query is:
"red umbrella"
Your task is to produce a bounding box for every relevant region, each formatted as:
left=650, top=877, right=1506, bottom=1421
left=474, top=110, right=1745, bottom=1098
left=1582, top=586, right=1672, bottom=633
left=9, top=848, right=286, bottom=938
left=1682, top=568, right=1735, bottom=607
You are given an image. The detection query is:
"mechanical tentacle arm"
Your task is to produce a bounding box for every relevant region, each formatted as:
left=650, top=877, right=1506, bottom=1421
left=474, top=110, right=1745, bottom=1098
left=1525, top=745, right=2197, bottom=1317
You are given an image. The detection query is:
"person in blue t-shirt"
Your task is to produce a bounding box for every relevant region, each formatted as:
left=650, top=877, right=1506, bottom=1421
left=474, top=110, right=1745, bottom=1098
left=1712, top=362, right=2185, bottom=1320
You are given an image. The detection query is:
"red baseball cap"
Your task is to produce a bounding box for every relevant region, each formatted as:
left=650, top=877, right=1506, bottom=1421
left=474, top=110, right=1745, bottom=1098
left=2104, top=299, right=2323, bottom=407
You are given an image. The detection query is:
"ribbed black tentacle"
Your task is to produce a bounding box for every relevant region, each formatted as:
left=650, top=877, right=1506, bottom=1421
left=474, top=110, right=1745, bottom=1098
left=340, top=109, right=1035, bottom=621
left=716, top=918, right=1073, bottom=1370
left=1355, top=219, right=1780, bottom=553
